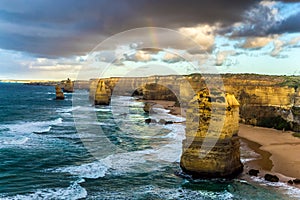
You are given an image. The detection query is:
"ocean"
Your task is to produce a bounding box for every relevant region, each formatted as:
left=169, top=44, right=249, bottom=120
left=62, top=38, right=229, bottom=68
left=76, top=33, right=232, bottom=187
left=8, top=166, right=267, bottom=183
left=0, top=83, right=299, bottom=199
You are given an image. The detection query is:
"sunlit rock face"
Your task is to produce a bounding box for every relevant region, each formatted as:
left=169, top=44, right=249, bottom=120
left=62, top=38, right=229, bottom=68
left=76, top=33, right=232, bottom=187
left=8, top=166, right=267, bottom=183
left=94, top=80, right=111, bottom=105
left=62, top=78, right=74, bottom=93
left=55, top=85, right=65, bottom=100
left=91, top=74, right=300, bottom=132
left=180, top=89, right=243, bottom=178
left=222, top=74, right=299, bottom=131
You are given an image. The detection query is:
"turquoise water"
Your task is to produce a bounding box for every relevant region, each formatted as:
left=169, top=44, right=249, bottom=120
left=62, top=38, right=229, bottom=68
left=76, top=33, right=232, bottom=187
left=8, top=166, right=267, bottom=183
left=0, top=83, right=299, bottom=199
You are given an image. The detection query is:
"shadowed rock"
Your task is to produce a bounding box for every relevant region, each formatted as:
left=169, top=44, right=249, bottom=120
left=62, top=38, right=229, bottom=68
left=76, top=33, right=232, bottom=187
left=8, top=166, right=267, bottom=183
left=293, top=178, right=300, bottom=184
left=264, top=174, right=279, bottom=182
left=248, top=169, right=259, bottom=176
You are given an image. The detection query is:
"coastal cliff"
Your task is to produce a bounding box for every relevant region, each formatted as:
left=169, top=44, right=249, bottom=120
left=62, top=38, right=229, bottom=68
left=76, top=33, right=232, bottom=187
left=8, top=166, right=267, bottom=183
left=180, top=89, right=243, bottom=178
left=222, top=74, right=300, bottom=132
left=91, top=74, right=300, bottom=132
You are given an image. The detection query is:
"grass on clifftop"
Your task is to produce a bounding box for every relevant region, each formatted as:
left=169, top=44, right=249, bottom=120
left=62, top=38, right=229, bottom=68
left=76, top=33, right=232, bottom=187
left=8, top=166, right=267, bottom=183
left=293, top=132, right=300, bottom=138
left=278, top=76, right=300, bottom=89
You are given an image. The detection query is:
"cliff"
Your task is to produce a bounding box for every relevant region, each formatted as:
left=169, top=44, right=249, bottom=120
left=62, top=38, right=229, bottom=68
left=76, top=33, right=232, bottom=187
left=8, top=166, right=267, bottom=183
left=180, top=89, right=243, bottom=178
left=222, top=75, right=300, bottom=132
left=91, top=74, right=300, bottom=132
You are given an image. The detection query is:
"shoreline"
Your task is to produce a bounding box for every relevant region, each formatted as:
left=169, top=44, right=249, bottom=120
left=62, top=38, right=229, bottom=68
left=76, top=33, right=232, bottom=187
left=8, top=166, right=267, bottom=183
left=141, top=99, right=300, bottom=189
left=239, top=124, right=300, bottom=177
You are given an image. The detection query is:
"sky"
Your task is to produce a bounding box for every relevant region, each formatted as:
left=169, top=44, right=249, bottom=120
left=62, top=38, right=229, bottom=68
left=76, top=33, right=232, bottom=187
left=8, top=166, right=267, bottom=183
left=0, top=0, right=300, bottom=80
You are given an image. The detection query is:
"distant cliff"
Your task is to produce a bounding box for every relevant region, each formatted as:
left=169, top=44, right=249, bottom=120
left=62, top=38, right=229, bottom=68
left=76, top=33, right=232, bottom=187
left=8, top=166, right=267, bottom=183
left=222, top=74, right=300, bottom=132
left=91, top=74, right=300, bottom=132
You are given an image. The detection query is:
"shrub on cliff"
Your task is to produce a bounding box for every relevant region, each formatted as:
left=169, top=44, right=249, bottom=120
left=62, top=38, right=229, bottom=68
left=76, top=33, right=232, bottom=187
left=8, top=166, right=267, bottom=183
left=258, top=116, right=291, bottom=131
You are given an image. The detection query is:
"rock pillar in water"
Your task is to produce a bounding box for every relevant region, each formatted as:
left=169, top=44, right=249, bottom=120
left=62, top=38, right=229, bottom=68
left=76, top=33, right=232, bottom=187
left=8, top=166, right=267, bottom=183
left=180, top=89, right=243, bottom=178
left=55, top=85, right=65, bottom=100
left=94, top=80, right=111, bottom=105
left=62, top=78, right=74, bottom=93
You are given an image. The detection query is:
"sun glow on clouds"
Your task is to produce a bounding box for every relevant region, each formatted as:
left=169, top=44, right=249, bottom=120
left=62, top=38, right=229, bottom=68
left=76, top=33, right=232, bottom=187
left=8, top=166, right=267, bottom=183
left=179, top=24, right=219, bottom=52
left=1, top=0, right=300, bottom=79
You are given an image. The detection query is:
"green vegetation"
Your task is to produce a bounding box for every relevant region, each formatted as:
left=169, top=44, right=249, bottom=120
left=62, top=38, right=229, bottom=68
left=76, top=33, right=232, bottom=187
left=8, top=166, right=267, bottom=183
left=292, top=106, right=300, bottom=115
left=258, top=116, right=291, bottom=131
left=278, top=76, right=300, bottom=90
left=292, top=132, right=300, bottom=138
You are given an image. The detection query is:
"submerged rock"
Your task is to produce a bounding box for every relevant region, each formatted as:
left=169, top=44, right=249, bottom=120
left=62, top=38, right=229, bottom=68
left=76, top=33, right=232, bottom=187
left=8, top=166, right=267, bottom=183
left=180, top=89, right=243, bottom=178
left=145, top=118, right=157, bottom=124
left=264, top=174, right=279, bottom=182
left=158, top=119, right=166, bottom=124
left=55, top=85, right=64, bottom=100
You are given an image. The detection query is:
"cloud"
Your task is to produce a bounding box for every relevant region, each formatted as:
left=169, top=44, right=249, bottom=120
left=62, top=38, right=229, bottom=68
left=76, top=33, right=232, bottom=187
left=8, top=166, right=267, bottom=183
left=289, top=35, right=300, bottom=46
left=240, top=36, right=275, bottom=49
left=179, top=24, right=219, bottom=52
left=162, top=52, right=184, bottom=63
left=215, top=50, right=236, bottom=66
left=271, top=39, right=285, bottom=57
left=0, top=0, right=257, bottom=57
left=230, top=1, right=300, bottom=37
left=134, top=51, right=152, bottom=62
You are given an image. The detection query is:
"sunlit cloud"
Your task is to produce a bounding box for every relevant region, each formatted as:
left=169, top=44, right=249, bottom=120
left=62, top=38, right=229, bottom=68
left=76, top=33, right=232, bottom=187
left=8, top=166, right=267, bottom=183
left=178, top=24, right=220, bottom=52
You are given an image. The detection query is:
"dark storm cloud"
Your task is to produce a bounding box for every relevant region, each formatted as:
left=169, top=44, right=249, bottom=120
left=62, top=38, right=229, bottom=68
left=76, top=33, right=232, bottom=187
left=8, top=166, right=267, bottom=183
left=268, top=11, right=300, bottom=34
left=0, top=0, right=258, bottom=57
left=229, top=0, right=300, bottom=37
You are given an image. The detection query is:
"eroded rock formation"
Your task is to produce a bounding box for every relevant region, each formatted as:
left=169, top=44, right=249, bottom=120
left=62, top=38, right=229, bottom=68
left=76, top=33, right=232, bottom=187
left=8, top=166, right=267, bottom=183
left=91, top=74, right=300, bottom=132
left=180, top=89, right=243, bottom=178
left=94, top=80, right=111, bottom=105
left=55, top=85, right=64, bottom=100
left=62, top=78, right=74, bottom=93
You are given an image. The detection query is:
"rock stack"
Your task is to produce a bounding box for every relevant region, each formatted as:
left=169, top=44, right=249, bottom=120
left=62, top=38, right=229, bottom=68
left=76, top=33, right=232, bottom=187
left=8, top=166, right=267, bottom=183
left=94, top=80, right=111, bottom=105
left=62, top=78, right=74, bottom=93
left=180, top=89, right=243, bottom=178
left=55, top=85, right=65, bottom=100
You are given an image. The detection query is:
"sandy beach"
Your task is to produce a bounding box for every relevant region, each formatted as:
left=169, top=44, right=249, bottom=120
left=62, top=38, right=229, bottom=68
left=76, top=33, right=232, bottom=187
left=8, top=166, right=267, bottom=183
left=142, top=99, right=300, bottom=186
left=238, top=124, right=300, bottom=183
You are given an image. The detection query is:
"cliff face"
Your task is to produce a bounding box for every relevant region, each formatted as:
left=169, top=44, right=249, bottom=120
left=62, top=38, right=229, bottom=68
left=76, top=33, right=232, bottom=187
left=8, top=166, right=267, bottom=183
left=222, top=75, right=300, bottom=131
left=91, top=74, right=300, bottom=131
left=180, top=90, right=243, bottom=178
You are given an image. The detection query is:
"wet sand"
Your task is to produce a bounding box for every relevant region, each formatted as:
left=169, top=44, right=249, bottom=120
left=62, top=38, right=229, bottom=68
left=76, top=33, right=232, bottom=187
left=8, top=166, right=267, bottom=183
left=239, top=124, right=300, bottom=183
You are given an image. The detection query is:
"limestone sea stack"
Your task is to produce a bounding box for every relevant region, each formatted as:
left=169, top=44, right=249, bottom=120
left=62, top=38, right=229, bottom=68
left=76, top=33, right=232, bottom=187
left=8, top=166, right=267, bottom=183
left=94, top=80, right=111, bottom=105
left=180, top=89, right=243, bottom=178
left=62, top=78, right=74, bottom=93
left=55, top=85, right=65, bottom=100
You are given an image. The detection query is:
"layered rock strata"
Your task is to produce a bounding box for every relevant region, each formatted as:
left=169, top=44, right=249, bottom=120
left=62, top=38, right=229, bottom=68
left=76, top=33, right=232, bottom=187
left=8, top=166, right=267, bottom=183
left=94, top=80, right=111, bottom=105
left=91, top=74, right=300, bottom=131
left=180, top=89, right=243, bottom=178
